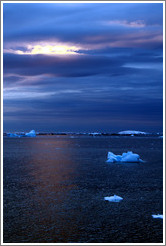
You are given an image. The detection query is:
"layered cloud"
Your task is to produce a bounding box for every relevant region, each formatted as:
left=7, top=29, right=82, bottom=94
left=3, top=2, right=163, bottom=132
left=102, top=20, right=146, bottom=28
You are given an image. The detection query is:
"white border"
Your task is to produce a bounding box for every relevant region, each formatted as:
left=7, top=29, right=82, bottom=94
left=1, top=1, right=165, bottom=245
left=162, top=1, right=165, bottom=245
left=1, top=1, right=3, bottom=246
left=0, top=1, right=165, bottom=3
left=0, top=244, right=165, bottom=246
left=1, top=244, right=165, bottom=246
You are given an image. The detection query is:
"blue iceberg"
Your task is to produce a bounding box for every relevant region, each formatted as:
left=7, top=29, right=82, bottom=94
left=7, top=133, right=22, bottom=138
left=106, top=151, right=144, bottom=163
left=25, top=130, right=36, bottom=137
left=7, top=130, right=36, bottom=138
left=152, top=214, right=163, bottom=219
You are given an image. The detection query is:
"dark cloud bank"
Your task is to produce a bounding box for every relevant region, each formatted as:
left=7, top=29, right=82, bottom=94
left=3, top=2, right=163, bottom=132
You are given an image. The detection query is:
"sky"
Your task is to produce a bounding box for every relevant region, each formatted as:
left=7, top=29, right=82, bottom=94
left=3, top=2, right=163, bottom=133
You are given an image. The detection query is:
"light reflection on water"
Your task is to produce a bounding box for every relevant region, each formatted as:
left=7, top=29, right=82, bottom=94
left=3, top=136, right=163, bottom=243
left=4, top=137, right=81, bottom=242
left=29, top=137, right=82, bottom=242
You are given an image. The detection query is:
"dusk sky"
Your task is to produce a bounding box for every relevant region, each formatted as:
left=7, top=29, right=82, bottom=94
left=3, top=2, right=163, bottom=133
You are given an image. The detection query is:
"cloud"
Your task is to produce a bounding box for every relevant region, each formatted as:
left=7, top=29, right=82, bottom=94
left=4, top=41, right=85, bottom=56
left=3, top=2, right=163, bottom=132
left=3, top=87, right=82, bottom=100
left=3, top=53, right=126, bottom=78
left=103, top=20, right=146, bottom=28
left=3, top=3, right=163, bottom=50
left=123, top=62, right=163, bottom=71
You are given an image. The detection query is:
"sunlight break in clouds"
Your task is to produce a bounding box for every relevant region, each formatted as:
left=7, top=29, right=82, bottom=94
left=4, top=42, right=83, bottom=55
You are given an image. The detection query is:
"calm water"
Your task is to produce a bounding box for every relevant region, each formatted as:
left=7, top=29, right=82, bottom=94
left=3, top=136, right=163, bottom=243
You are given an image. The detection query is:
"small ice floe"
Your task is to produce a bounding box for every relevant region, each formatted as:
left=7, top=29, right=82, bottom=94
left=106, top=151, right=144, bottom=163
left=152, top=214, right=163, bottom=219
left=104, top=195, right=123, bottom=202
left=25, top=130, right=36, bottom=137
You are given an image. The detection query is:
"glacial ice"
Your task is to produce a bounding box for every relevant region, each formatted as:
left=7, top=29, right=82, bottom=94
left=25, top=130, right=36, bottom=137
left=106, top=151, right=144, bottom=163
left=7, top=133, right=22, bottom=138
left=89, top=132, right=101, bottom=136
left=7, top=130, right=36, bottom=138
left=104, top=195, right=123, bottom=202
left=152, top=214, right=163, bottom=219
left=118, top=130, right=147, bottom=135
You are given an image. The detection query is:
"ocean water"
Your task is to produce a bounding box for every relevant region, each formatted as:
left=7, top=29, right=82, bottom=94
left=3, top=136, right=163, bottom=243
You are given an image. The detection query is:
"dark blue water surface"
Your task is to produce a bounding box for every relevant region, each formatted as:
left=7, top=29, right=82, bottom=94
left=3, top=136, right=163, bottom=243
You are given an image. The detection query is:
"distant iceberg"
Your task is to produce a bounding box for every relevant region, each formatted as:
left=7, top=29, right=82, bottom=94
left=25, top=130, right=36, bottom=137
left=89, top=132, right=101, bottom=136
left=152, top=214, right=163, bottom=219
left=104, top=195, right=123, bottom=202
left=7, top=133, right=22, bottom=138
left=106, top=151, right=144, bottom=163
left=7, top=130, right=36, bottom=138
left=118, top=130, right=147, bottom=135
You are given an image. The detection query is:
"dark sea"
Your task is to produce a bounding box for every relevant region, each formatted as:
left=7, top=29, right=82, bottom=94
left=3, top=136, right=163, bottom=243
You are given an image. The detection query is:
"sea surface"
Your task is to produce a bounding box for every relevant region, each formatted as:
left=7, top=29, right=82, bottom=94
left=3, top=136, right=163, bottom=243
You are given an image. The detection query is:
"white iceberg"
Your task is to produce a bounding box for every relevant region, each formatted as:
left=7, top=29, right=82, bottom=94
left=104, top=195, right=123, bottom=202
left=152, top=214, right=163, bottom=219
left=89, top=132, right=101, bottom=136
left=25, top=130, right=36, bottom=137
left=106, top=151, right=144, bottom=163
left=118, top=130, right=147, bottom=135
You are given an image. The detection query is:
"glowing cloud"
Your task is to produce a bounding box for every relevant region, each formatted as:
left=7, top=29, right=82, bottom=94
left=4, top=42, right=83, bottom=55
